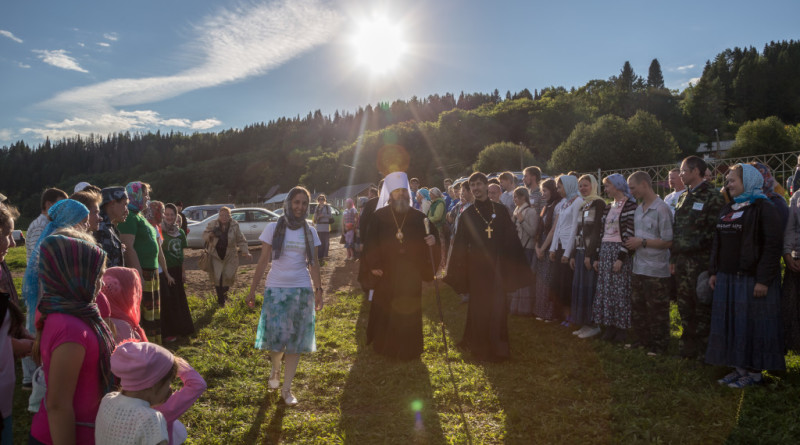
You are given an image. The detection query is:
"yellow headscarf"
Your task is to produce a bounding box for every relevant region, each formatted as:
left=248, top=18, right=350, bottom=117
left=578, top=174, right=603, bottom=205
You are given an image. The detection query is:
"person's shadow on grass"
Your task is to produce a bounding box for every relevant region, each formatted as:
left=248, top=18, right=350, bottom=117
left=339, top=298, right=447, bottom=444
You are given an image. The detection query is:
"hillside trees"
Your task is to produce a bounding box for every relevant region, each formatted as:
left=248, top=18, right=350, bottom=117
left=549, top=111, right=680, bottom=173
left=726, top=116, right=800, bottom=157
left=473, top=142, right=535, bottom=173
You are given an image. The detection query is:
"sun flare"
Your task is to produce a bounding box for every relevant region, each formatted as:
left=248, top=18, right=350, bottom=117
left=351, top=17, right=407, bottom=75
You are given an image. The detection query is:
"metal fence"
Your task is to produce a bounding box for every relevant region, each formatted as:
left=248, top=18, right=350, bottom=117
left=582, top=151, right=799, bottom=198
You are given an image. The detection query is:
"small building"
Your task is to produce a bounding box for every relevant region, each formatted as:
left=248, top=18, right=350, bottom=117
left=324, top=183, right=374, bottom=208
left=696, top=140, right=735, bottom=160
left=263, top=192, right=289, bottom=210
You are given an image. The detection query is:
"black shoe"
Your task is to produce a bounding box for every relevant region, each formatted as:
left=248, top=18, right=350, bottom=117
left=600, top=326, right=616, bottom=341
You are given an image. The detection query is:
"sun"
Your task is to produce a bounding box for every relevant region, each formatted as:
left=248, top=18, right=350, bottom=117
left=351, top=16, right=407, bottom=75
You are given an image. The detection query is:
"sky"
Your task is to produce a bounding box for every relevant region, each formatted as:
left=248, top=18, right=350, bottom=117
left=1, top=0, right=798, bottom=148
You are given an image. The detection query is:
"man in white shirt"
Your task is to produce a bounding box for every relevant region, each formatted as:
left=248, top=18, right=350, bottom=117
left=663, top=168, right=685, bottom=216
left=25, top=188, right=69, bottom=261
left=499, top=171, right=517, bottom=215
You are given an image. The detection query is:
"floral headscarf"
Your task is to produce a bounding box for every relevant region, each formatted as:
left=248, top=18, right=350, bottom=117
left=750, top=161, right=783, bottom=199
left=606, top=173, right=634, bottom=200
left=734, top=163, right=768, bottom=204
left=125, top=181, right=148, bottom=213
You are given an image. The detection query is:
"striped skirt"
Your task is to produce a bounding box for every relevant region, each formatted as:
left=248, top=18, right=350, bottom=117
left=141, top=269, right=161, bottom=344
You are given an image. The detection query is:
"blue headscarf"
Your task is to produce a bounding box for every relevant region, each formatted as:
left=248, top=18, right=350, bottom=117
left=733, top=163, right=768, bottom=204
left=22, top=199, right=89, bottom=331
left=559, top=175, right=579, bottom=200
left=606, top=173, right=634, bottom=200
left=418, top=188, right=430, bottom=201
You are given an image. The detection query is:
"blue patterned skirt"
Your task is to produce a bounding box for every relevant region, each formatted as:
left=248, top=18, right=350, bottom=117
left=255, top=287, right=316, bottom=353
left=705, top=272, right=785, bottom=370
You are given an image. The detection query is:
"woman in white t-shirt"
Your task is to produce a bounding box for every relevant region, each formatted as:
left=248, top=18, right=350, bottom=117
left=246, top=187, right=323, bottom=406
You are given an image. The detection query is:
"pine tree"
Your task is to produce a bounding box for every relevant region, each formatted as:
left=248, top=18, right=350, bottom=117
left=647, top=58, right=665, bottom=89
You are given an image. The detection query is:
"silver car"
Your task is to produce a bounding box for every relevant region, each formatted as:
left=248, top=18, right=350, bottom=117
left=185, top=207, right=279, bottom=249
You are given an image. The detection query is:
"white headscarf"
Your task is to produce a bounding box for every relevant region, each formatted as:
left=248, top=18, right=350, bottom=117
left=377, top=171, right=413, bottom=209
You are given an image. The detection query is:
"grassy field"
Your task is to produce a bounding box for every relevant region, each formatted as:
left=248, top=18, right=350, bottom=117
left=8, top=243, right=800, bottom=443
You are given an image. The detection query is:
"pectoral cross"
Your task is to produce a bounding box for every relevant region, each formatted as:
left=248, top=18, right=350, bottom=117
left=485, top=225, right=493, bottom=239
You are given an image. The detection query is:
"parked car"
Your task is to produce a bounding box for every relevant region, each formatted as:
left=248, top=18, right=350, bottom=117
left=12, top=230, right=25, bottom=246
left=185, top=207, right=279, bottom=249
left=273, top=203, right=342, bottom=233
left=183, top=204, right=236, bottom=223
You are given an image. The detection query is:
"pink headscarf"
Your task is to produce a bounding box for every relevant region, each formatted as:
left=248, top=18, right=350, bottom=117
left=102, top=267, right=147, bottom=342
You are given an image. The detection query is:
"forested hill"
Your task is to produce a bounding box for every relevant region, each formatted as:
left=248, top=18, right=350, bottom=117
left=2, top=40, right=799, bottom=222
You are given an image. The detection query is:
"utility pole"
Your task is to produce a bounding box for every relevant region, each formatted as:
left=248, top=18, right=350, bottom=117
left=714, top=129, right=721, bottom=158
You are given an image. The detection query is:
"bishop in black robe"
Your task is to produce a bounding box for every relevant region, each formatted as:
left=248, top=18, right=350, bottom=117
left=365, top=197, right=439, bottom=360
left=444, top=175, right=532, bottom=361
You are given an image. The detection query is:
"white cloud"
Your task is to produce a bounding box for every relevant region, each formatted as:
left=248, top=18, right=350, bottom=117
left=17, top=62, right=31, bottom=69
left=676, top=64, right=695, bottom=71
left=77, top=42, right=85, bottom=47
left=103, top=32, right=118, bottom=41
left=0, top=30, right=23, bottom=43
left=45, top=0, right=342, bottom=109
left=97, top=42, right=111, bottom=47
left=33, top=49, right=88, bottom=73
left=20, top=109, right=222, bottom=141
left=688, top=77, right=701, bottom=86
left=27, top=0, right=342, bottom=142
left=0, top=129, right=13, bottom=142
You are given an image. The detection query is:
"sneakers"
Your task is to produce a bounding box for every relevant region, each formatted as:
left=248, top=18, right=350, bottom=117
left=572, top=326, right=587, bottom=336
left=728, top=374, right=762, bottom=389
left=281, top=388, right=298, bottom=405
left=578, top=326, right=601, bottom=339
left=22, top=382, right=32, bottom=391
left=717, top=370, right=745, bottom=385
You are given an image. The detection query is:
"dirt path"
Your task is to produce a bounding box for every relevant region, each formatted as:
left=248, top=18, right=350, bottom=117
left=183, top=240, right=361, bottom=303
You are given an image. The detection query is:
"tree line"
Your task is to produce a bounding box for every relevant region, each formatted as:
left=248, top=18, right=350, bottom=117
left=2, top=40, right=800, bottom=225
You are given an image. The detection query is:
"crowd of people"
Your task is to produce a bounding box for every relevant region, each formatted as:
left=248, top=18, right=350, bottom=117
left=1, top=182, right=205, bottom=444
left=357, top=156, right=794, bottom=386
left=2, top=152, right=800, bottom=442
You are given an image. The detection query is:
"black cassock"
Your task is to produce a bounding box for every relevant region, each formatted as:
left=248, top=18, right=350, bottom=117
left=365, top=205, right=439, bottom=360
left=444, top=198, right=532, bottom=361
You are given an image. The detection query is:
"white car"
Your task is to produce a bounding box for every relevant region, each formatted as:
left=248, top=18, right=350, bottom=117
left=185, top=207, right=279, bottom=249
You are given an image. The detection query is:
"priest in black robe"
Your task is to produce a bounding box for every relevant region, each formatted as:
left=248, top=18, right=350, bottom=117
left=365, top=172, right=439, bottom=360
left=444, top=172, right=532, bottom=361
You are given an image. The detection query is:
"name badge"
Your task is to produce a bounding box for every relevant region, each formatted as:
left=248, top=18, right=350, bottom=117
left=731, top=211, right=744, bottom=219
left=584, top=210, right=590, bottom=218
left=692, top=202, right=704, bottom=211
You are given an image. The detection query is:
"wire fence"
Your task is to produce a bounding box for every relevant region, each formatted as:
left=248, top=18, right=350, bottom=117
left=581, top=151, right=799, bottom=198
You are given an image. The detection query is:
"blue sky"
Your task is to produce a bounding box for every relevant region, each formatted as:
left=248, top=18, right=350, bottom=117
left=1, top=0, right=798, bottom=148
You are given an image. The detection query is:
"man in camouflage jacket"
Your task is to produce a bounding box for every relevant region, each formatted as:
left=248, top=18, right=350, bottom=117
left=670, top=156, right=725, bottom=359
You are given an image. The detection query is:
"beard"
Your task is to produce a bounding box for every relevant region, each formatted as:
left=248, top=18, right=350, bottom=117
left=390, top=198, right=410, bottom=214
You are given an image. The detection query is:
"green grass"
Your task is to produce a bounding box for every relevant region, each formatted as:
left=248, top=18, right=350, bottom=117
left=11, top=285, right=800, bottom=444
left=4, top=246, right=27, bottom=272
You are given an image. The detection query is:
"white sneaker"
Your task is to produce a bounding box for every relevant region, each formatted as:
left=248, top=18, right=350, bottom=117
left=578, top=326, right=601, bottom=339
left=572, top=326, right=587, bottom=336
left=281, top=388, right=298, bottom=406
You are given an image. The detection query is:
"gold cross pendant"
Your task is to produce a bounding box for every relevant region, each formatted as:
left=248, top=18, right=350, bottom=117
left=485, top=226, right=493, bottom=239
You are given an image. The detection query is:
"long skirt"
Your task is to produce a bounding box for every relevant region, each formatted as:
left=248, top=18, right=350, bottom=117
left=510, top=248, right=535, bottom=316
left=571, top=249, right=596, bottom=325
left=255, top=287, right=316, bottom=353
left=551, top=248, right=574, bottom=307
left=781, top=268, right=800, bottom=351
left=705, top=272, right=785, bottom=370
left=533, top=252, right=555, bottom=320
left=591, top=242, right=632, bottom=329
left=141, top=269, right=162, bottom=344
left=162, top=265, right=195, bottom=337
